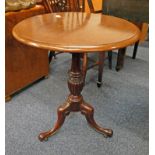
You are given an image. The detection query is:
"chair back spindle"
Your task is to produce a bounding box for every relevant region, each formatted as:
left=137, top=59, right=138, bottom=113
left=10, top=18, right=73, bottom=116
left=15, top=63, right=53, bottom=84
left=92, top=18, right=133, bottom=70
left=43, top=0, right=89, bottom=13
left=42, top=0, right=96, bottom=13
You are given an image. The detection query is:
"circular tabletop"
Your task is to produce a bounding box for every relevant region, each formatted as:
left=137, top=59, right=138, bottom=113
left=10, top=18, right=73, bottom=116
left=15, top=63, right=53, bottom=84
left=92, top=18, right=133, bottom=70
left=13, top=12, right=140, bottom=53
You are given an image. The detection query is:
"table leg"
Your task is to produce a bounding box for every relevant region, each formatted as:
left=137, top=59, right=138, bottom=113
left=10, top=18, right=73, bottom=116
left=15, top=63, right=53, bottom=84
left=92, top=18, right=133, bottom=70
left=38, top=53, right=113, bottom=141
left=115, top=47, right=126, bottom=71
left=132, top=41, right=139, bottom=59
left=97, top=52, right=105, bottom=87
left=108, top=51, right=113, bottom=69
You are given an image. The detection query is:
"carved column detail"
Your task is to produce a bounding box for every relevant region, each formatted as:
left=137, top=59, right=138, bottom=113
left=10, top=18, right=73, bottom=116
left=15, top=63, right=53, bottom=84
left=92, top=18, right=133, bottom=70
left=68, top=53, right=84, bottom=96
left=68, top=71, right=84, bottom=96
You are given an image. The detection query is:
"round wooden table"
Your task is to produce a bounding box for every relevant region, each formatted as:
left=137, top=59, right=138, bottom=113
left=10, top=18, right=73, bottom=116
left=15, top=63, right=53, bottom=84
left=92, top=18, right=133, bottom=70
left=13, top=12, right=140, bottom=141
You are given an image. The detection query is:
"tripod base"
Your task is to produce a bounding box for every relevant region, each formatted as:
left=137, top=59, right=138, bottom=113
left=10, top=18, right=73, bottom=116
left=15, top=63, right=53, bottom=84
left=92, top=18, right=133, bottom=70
left=39, top=95, right=113, bottom=141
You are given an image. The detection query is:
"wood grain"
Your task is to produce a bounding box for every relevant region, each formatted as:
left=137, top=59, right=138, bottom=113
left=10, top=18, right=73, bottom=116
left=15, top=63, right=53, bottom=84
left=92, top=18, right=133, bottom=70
left=13, top=12, right=140, bottom=53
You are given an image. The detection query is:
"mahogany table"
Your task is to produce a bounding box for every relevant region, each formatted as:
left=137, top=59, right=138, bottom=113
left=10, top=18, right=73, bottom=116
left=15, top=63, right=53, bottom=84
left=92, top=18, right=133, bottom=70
left=13, top=12, right=140, bottom=141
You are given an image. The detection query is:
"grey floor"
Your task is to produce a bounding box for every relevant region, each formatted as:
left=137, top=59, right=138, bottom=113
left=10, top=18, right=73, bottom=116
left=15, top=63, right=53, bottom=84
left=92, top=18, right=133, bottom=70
left=6, top=44, right=149, bottom=155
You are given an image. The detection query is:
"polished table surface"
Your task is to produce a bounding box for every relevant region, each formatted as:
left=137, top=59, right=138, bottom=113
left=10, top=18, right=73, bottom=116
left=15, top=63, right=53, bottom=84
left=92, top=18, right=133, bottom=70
left=13, top=12, right=140, bottom=141
left=13, top=12, right=140, bottom=52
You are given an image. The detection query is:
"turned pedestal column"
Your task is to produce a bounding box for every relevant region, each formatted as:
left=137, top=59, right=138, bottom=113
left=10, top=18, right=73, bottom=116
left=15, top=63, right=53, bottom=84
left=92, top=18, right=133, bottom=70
left=38, top=53, right=113, bottom=141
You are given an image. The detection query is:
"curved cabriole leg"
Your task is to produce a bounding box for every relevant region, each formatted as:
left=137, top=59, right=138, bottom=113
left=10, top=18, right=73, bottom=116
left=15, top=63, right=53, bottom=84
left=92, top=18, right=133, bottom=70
left=80, top=102, right=113, bottom=137
left=38, top=102, right=70, bottom=141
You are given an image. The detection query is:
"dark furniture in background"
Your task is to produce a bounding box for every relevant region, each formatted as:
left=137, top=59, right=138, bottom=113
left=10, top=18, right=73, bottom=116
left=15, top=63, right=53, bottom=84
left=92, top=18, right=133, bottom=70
left=102, top=0, right=149, bottom=71
left=5, top=5, right=49, bottom=101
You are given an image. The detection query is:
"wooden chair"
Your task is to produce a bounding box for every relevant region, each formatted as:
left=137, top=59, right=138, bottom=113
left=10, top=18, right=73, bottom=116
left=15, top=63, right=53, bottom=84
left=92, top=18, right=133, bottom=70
left=42, top=0, right=106, bottom=87
left=102, top=0, right=149, bottom=71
